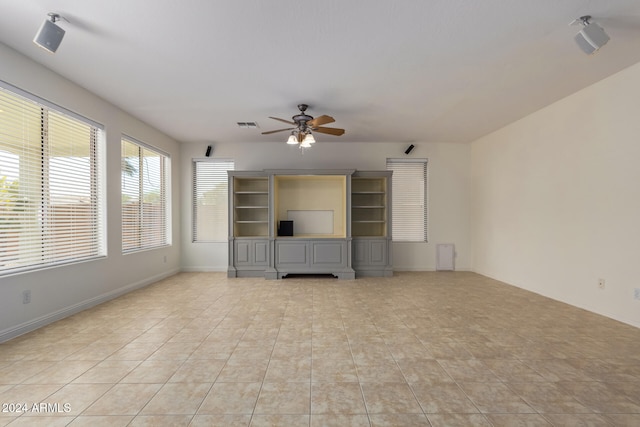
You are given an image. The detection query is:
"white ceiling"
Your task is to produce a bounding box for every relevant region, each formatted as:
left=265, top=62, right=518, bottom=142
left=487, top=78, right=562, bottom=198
left=1, top=1, right=640, bottom=144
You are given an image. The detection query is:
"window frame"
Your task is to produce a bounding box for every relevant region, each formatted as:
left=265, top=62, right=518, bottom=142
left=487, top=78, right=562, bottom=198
left=192, top=158, right=235, bottom=243
left=386, top=158, right=428, bottom=243
left=0, top=80, right=106, bottom=276
left=121, top=135, right=171, bottom=253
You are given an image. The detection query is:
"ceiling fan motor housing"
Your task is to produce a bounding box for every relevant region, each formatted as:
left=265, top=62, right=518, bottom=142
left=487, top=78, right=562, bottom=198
left=293, top=104, right=313, bottom=127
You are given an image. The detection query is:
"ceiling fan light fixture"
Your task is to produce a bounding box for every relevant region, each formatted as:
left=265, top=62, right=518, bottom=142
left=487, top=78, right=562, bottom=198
left=286, top=133, right=298, bottom=145
left=300, top=139, right=312, bottom=148
left=303, top=133, right=315, bottom=144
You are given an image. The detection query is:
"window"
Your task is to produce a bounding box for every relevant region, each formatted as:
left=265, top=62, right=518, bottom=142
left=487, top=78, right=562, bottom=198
left=0, top=82, right=104, bottom=274
left=193, top=159, right=234, bottom=242
left=121, top=137, right=170, bottom=253
left=386, top=158, right=428, bottom=242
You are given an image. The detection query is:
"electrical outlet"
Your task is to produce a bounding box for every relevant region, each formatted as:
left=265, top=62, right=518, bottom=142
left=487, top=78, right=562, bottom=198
left=22, top=290, right=31, bottom=304
left=598, top=279, right=605, bottom=290
left=634, top=288, right=640, bottom=300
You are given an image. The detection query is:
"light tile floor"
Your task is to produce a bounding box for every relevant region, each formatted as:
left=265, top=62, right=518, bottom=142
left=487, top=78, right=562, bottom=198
left=1, top=272, right=639, bottom=426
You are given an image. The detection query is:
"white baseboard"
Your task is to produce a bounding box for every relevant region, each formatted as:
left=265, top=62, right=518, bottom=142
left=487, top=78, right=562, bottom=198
left=181, top=267, right=473, bottom=273
left=474, top=271, right=640, bottom=329
left=180, top=266, right=227, bottom=273
left=0, top=268, right=180, bottom=343
left=393, top=267, right=472, bottom=272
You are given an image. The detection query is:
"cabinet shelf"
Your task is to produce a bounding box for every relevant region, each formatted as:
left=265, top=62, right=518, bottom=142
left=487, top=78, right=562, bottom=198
left=351, top=176, right=388, bottom=238
left=232, top=175, right=269, bottom=237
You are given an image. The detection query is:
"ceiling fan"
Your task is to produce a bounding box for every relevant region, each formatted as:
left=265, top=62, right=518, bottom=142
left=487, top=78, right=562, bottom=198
left=262, top=104, right=345, bottom=147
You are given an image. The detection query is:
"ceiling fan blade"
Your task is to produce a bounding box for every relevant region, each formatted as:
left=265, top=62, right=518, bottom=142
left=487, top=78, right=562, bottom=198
left=308, top=115, right=335, bottom=127
left=313, top=126, right=345, bottom=136
left=261, top=127, right=294, bottom=135
left=269, top=116, right=296, bottom=125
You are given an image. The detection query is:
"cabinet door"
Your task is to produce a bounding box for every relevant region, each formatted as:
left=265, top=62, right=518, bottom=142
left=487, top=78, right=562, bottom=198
left=368, top=240, right=387, bottom=266
left=235, top=241, right=252, bottom=266
left=352, top=239, right=387, bottom=266
left=311, top=241, right=347, bottom=269
left=276, top=241, right=309, bottom=267
left=253, top=240, right=269, bottom=265
left=352, top=240, right=369, bottom=266
left=234, top=240, right=269, bottom=267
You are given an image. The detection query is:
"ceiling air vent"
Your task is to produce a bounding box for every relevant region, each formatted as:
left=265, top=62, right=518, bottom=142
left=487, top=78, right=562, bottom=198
left=237, top=122, right=259, bottom=129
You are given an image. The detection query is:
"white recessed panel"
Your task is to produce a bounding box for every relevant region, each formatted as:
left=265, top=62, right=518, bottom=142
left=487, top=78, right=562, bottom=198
left=287, top=210, right=333, bottom=235
left=436, top=243, right=455, bottom=271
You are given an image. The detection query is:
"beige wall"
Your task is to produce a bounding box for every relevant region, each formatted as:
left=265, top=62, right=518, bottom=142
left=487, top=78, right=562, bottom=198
left=471, top=62, right=640, bottom=328
left=0, top=44, right=182, bottom=341
left=180, top=141, right=472, bottom=272
left=275, top=176, right=346, bottom=237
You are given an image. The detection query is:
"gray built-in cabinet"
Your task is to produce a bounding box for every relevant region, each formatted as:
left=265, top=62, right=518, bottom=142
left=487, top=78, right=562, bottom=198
left=228, top=169, right=392, bottom=279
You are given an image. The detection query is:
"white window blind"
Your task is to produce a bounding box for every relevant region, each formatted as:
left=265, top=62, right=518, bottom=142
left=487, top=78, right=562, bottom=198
left=0, top=83, right=104, bottom=275
left=193, top=159, right=234, bottom=242
left=121, top=137, right=170, bottom=253
left=386, top=158, right=428, bottom=242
